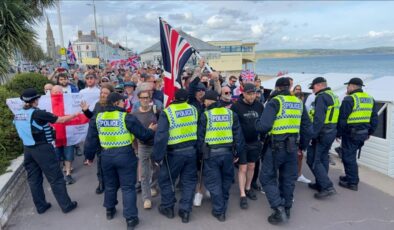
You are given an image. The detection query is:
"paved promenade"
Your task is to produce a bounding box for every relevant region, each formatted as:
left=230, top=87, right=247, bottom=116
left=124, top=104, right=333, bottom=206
left=6, top=156, right=394, bottom=230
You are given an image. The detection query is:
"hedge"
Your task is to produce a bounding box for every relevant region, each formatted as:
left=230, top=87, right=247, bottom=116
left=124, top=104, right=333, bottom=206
left=5, top=72, right=51, bottom=95
left=0, top=87, right=22, bottom=174
left=0, top=72, right=52, bottom=174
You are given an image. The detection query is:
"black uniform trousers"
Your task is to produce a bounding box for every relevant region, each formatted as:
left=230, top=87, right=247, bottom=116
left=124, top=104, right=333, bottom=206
left=159, top=148, right=197, bottom=213
left=306, top=131, right=336, bottom=190
left=23, top=144, right=74, bottom=213
left=260, top=142, right=298, bottom=209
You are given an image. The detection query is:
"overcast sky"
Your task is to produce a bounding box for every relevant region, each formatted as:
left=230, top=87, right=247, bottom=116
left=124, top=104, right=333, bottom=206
left=35, top=1, right=394, bottom=53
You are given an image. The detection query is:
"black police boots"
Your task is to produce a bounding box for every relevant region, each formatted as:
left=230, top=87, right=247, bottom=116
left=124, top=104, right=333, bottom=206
left=339, top=175, right=347, bottom=182
left=106, top=207, right=116, bottom=220
left=37, top=202, right=52, bottom=214
left=178, top=210, right=190, bottom=223
left=158, top=206, right=174, bottom=219
left=314, top=187, right=337, bottom=199
left=338, top=180, right=358, bottom=191
left=62, top=201, right=78, bottom=214
left=285, top=207, right=291, bottom=219
left=96, top=183, right=104, bottom=194
left=212, top=211, right=226, bottom=222
left=268, top=206, right=288, bottom=225
left=308, top=183, right=321, bottom=192
left=126, top=217, right=139, bottom=230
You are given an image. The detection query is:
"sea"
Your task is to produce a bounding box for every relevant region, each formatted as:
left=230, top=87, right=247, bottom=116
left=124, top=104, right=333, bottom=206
left=255, top=53, right=394, bottom=77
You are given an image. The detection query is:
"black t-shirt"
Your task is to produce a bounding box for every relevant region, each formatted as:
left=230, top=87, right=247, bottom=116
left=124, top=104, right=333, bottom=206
left=31, top=109, right=58, bottom=143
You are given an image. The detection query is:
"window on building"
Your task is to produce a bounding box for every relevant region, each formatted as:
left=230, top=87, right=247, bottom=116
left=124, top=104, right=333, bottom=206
left=231, top=46, right=241, bottom=52
left=77, top=45, right=81, bottom=51
left=92, top=51, right=97, bottom=58
left=242, top=46, right=253, bottom=52
left=86, top=45, right=90, bottom=50
left=371, top=102, right=387, bottom=139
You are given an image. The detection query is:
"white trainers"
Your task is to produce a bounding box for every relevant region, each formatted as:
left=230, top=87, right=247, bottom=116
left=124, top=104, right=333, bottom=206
left=151, top=188, right=158, bottom=197
left=297, top=174, right=311, bottom=184
left=143, top=199, right=152, bottom=209
left=205, top=190, right=211, bottom=199
left=193, top=192, right=203, bottom=207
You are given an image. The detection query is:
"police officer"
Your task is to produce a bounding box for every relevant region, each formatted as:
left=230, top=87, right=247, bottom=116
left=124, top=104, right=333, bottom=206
left=337, top=78, right=378, bottom=191
left=14, top=88, right=78, bottom=214
left=84, top=92, right=157, bottom=230
left=152, top=89, right=198, bottom=223
left=197, top=90, right=245, bottom=222
left=256, top=78, right=311, bottom=224
left=307, top=77, right=339, bottom=199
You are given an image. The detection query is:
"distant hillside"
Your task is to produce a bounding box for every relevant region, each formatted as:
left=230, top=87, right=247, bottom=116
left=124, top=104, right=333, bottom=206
left=256, top=47, right=394, bottom=59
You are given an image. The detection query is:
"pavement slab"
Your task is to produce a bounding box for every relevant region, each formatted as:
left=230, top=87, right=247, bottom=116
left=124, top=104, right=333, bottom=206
left=6, top=156, right=394, bottom=230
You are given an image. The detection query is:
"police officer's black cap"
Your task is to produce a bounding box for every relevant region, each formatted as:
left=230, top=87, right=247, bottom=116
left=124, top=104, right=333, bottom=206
left=243, top=83, right=256, bottom=93
left=203, top=90, right=219, bottom=101
left=275, top=77, right=290, bottom=87
left=344, top=77, right=365, bottom=86
left=175, top=89, right=188, bottom=102
left=309, top=77, right=327, bottom=89
left=196, top=83, right=206, bottom=91
left=107, top=92, right=127, bottom=104
left=20, top=88, right=41, bottom=102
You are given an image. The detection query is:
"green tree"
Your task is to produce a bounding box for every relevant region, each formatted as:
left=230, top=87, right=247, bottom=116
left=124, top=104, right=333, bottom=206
left=0, top=0, right=55, bottom=81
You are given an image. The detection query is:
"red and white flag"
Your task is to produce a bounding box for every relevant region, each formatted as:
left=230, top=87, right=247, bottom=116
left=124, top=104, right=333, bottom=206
left=7, top=93, right=99, bottom=147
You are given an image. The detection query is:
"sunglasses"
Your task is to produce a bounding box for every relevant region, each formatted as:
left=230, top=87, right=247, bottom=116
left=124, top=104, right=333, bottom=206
left=139, top=96, right=150, bottom=100
left=101, top=80, right=109, bottom=83
left=223, top=92, right=231, bottom=95
left=197, top=89, right=205, bottom=92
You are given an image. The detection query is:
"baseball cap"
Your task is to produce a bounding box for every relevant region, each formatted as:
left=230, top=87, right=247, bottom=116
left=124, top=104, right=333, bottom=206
left=175, top=89, right=188, bottom=102
left=309, top=77, right=327, bottom=89
left=203, top=90, right=219, bottom=101
left=275, top=77, right=290, bottom=87
left=344, top=77, right=364, bottom=86
left=243, top=83, right=256, bottom=93
left=106, top=92, right=127, bottom=105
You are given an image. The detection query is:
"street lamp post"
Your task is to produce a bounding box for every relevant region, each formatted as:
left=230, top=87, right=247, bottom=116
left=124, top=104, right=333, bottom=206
left=87, top=0, right=100, bottom=59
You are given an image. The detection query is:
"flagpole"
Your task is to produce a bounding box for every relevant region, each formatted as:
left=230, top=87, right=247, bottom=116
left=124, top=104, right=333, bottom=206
left=193, top=50, right=213, bottom=73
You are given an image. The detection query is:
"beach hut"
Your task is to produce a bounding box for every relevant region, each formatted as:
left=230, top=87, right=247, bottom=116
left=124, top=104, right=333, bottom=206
left=352, top=76, right=394, bottom=177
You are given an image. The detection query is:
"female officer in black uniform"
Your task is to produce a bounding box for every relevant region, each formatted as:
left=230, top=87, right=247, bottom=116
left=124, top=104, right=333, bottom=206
left=14, top=88, right=78, bottom=214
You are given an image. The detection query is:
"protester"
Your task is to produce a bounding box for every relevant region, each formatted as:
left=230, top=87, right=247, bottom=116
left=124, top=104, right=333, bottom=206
left=231, top=83, right=264, bottom=209
left=132, top=90, right=160, bottom=209
left=57, top=73, right=79, bottom=93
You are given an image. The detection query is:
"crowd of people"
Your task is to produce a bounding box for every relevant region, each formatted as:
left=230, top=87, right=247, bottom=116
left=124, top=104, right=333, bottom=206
left=14, top=59, right=378, bottom=230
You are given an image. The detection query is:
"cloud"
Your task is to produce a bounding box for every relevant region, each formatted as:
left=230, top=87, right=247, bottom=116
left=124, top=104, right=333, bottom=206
left=281, top=36, right=290, bottom=42
left=35, top=1, right=394, bottom=52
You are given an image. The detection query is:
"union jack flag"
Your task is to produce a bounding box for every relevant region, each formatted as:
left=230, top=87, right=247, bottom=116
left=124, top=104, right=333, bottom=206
left=241, top=70, right=255, bottom=82
left=160, top=18, right=194, bottom=107
left=67, top=41, right=77, bottom=64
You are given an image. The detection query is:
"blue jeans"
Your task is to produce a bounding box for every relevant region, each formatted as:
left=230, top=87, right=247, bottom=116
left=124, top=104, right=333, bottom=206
left=55, top=145, right=75, bottom=162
